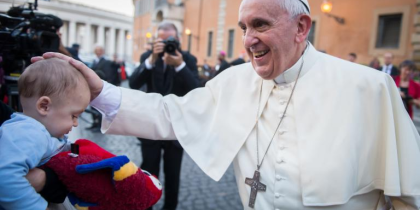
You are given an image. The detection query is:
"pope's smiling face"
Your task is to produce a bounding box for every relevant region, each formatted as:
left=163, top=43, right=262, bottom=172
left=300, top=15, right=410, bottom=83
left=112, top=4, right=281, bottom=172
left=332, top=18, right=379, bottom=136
left=239, top=0, right=306, bottom=80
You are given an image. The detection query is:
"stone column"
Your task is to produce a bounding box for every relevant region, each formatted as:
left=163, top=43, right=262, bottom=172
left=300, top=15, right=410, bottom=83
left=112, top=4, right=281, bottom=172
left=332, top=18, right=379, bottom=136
left=60, top=21, right=69, bottom=47
left=216, top=0, right=226, bottom=54
left=83, top=23, right=91, bottom=54
left=117, top=29, right=125, bottom=59
left=68, top=21, right=76, bottom=46
left=97, top=25, right=105, bottom=47
left=126, top=30, right=133, bottom=61
left=108, top=27, right=116, bottom=57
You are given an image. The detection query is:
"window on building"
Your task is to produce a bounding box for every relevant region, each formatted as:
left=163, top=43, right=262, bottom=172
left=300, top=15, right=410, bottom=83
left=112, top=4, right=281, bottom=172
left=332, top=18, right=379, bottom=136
left=207, top=31, right=213, bottom=57
left=375, top=14, right=402, bottom=49
left=156, top=11, right=163, bottom=22
left=308, top=21, right=316, bottom=44
left=227, top=29, right=235, bottom=58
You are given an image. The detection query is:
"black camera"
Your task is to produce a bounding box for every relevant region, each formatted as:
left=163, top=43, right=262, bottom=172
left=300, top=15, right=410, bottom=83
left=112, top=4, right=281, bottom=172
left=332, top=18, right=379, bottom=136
left=162, top=36, right=180, bottom=55
left=0, top=0, right=62, bottom=76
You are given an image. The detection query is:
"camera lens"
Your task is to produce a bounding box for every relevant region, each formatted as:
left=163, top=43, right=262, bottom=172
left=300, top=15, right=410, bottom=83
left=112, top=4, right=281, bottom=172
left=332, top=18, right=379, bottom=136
left=166, top=44, right=175, bottom=53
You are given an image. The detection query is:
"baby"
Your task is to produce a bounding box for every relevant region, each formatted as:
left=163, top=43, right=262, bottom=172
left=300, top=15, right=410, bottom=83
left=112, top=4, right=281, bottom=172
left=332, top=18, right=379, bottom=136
left=0, top=58, right=90, bottom=210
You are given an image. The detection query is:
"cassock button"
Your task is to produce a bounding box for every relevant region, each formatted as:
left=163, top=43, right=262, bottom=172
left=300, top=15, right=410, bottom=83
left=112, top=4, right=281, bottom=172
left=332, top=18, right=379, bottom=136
left=276, top=158, right=285, bottom=164
left=275, top=193, right=281, bottom=198
left=276, top=175, right=282, bottom=181
left=280, top=101, right=287, bottom=105
left=279, top=145, right=286, bottom=150
left=279, top=131, right=286, bottom=135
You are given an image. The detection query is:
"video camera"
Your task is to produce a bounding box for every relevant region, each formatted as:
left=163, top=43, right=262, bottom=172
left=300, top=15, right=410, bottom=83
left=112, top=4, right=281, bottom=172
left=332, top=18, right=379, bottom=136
left=0, top=0, right=62, bottom=76
left=0, top=0, right=62, bottom=111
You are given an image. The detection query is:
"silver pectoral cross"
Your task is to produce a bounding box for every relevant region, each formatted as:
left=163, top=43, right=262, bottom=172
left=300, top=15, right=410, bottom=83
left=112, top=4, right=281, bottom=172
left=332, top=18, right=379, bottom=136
left=245, top=170, right=266, bottom=208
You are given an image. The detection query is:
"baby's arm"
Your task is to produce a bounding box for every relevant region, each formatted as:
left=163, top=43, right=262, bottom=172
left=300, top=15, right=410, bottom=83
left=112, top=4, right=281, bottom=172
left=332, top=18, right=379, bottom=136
left=0, top=129, right=49, bottom=210
left=26, top=168, right=46, bottom=192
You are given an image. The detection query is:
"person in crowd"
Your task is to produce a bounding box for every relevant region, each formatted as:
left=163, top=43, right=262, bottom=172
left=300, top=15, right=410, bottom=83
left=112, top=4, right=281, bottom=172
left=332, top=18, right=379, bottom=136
left=129, top=21, right=199, bottom=210
left=380, top=52, right=399, bottom=76
left=66, top=43, right=82, bottom=62
left=230, top=51, right=247, bottom=66
left=33, top=0, right=420, bottom=208
left=369, top=57, right=381, bottom=70
left=347, top=52, right=357, bottom=63
left=215, top=51, right=231, bottom=76
left=199, top=59, right=213, bottom=86
left=0, top=58, right=90, bottom=210
left=392, top=60, right=420, bottom=119
left=86, top=46, right=121, bottom=131
left=92, top=46, right=121, bottom=86
left=202, top=59, right=212, bottom=72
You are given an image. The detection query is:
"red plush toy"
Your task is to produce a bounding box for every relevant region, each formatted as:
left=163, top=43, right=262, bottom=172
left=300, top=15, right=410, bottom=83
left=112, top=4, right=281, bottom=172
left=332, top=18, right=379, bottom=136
left=45, top=139, right=162, bottom=210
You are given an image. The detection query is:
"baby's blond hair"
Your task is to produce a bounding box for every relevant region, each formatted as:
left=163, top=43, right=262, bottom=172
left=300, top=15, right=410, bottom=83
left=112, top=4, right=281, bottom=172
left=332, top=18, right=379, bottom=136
left=18, top=58, right=87, bottom=100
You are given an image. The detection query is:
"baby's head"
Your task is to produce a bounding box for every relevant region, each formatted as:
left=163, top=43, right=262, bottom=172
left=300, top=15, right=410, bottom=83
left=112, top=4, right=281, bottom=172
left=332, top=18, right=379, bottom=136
left=18, top=58, right=90, bottom=138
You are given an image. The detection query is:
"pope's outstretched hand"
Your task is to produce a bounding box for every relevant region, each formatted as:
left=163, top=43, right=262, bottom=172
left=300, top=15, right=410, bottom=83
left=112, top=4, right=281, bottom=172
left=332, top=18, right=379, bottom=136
left=31, top=53, right=104, bottom=101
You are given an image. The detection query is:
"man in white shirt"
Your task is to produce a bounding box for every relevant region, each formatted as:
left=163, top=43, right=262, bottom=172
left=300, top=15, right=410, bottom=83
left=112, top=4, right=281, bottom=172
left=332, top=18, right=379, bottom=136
left=380, top=52, right=399, bottom=76
left=32, top=0, right=420, bottom=209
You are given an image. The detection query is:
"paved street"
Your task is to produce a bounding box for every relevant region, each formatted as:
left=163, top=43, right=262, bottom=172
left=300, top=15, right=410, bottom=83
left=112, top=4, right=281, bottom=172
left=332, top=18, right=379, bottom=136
left=67, top=82, right=420, bottom=210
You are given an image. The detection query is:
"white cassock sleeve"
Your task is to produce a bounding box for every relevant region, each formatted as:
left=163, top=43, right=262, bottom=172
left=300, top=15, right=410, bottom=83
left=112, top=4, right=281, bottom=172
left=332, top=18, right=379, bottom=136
left=90, top=81, right=124, bottom=125
left=89, top=68, right=261, bottom=182
left=90, top=81, right=177, bottom=140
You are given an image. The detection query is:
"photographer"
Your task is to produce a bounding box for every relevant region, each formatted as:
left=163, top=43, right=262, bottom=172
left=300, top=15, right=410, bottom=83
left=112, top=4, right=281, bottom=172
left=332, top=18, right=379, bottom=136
left=129, top=21, right=199, bottom=210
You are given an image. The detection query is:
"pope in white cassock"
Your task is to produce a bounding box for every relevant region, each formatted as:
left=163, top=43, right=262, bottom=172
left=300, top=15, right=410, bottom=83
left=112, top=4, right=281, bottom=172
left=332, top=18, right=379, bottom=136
left=38, top=0, right=420, bottom=209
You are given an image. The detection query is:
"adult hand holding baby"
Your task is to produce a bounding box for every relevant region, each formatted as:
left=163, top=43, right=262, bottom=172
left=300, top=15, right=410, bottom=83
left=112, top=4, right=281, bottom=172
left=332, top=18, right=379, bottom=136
left=31, top=53, right=103, bottom=101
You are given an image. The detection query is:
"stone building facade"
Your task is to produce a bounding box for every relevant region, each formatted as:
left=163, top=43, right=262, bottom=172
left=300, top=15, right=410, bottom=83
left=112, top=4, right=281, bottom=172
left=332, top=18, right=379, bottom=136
left=0, top=0, right=133, bottom=61
left=133, top=0, right=417, bottom=67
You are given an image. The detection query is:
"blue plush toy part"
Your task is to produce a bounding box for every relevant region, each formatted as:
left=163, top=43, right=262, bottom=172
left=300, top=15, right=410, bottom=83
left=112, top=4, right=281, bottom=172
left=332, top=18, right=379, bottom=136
left=76, top=155, right=138, bottom=181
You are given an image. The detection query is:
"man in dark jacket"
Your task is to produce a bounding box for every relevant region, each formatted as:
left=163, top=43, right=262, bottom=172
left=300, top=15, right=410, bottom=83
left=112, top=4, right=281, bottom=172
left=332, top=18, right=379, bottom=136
left=92, top=46, right=121, bottom=86
left=215, top=51, right=231, bottom=76
left=87, top=46, right=121, bottom=131
left=379, top=52, right=399, bottom=76
left=129, top=21, right=199, bottom=210
left=230, top=51, right=247, bottom=66
left=66, top=43, right=82, bottom=62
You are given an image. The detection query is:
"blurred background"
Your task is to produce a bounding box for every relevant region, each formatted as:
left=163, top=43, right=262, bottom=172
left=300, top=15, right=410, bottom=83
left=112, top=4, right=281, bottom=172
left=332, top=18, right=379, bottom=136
left=1, top=0, right=419, bottom=209
left=1, top=0, right=418, bottom=74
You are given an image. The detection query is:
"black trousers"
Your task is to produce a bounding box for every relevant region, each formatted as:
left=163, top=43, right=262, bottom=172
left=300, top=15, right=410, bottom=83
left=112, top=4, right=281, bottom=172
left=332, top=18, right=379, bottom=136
left=140, top=139, right=184, bottom=210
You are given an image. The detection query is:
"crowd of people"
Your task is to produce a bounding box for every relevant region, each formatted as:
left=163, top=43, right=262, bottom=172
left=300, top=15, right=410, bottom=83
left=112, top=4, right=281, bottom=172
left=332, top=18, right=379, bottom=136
left=344, top=52, right=420, bottom=119
left=1, top=0, right=420, bottom=209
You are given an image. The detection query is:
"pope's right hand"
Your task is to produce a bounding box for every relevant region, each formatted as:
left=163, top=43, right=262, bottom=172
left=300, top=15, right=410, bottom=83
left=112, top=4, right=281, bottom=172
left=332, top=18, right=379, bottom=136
left=31, top=53, right=103, bottom=101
